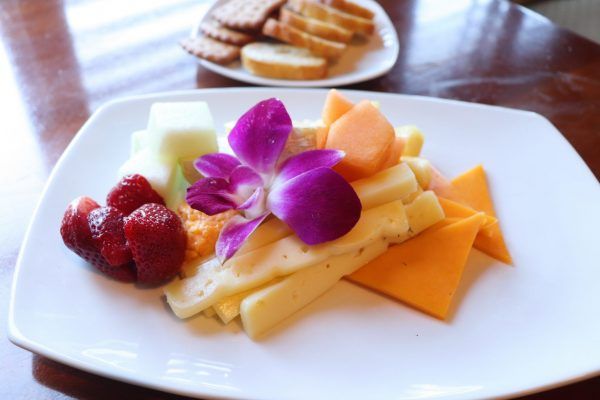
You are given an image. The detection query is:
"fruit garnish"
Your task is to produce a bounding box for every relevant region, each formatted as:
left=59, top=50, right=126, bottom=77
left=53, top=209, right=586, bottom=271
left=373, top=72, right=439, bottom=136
left=186, top=98, right=361, bottom=262
left=106, top=174, right=165, bottom=215
left=124, top=203, right=186, bottom=285
left=60, top=196, right=103, bottom=266
left=60, top=196, right=136, bottom=282
left=88, top=206, right=132, bottom=266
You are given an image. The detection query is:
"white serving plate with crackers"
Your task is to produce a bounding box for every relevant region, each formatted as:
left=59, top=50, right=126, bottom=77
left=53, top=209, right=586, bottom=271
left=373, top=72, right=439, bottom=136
left=9, top=88, right=600, bottom=400
left=190, top=0, right=399, bottom=87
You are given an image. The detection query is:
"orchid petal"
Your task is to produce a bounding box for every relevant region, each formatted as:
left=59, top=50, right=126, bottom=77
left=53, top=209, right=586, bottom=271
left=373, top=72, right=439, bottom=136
left=194, top=153, right=240, bottom=179
left=228, top=98, right=292, bottom=174
left=229, top=165, right=263, bottom=198
left=186, top=177, right=237, bottom=215
left=274, top=149, right=345, bottom=187
left=267, top=168, right=361, bottom=245
left=237, top=187, right=266, bottom=219
left=216, top=213, right=270, bottom=263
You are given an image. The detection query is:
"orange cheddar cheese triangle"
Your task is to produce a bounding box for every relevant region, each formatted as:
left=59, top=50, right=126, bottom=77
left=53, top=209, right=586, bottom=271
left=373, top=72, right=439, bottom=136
left=438, top=197, right=497, bottom=229
left=449, top=165, right=512, bottom=264
left=473, top=222, right=512, bottom=264
left=451, top=165, right=496, bottom=216
left=348, top=213, right=486, bottom=320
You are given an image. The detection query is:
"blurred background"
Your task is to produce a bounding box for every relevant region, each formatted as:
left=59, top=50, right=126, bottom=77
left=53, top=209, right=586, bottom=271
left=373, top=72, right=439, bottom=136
left=519, top=0, right=600, bottom=43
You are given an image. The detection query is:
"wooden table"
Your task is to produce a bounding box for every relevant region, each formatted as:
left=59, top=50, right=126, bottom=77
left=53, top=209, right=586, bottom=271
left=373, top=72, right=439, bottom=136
left=1, top=0, right=599, bottom=398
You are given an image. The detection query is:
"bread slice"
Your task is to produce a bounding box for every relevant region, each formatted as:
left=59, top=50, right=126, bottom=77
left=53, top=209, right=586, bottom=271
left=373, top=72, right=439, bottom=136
left=279, top=7, right=352, bottom=43
left=318, top=0, right=375, bottom=20
left=262, top=18, right=346, bottom=59
left=287, top=0, right=374, bottom=35
left=241, top=42, right=327, bottom=80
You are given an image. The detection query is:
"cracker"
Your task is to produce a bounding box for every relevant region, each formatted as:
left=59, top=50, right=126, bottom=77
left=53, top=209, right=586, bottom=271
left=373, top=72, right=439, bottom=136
left=200, top=20, right=255, bottom=46
left=180, top=36, right=240, bottom=64
left=212, top=0, right=286, bottom=31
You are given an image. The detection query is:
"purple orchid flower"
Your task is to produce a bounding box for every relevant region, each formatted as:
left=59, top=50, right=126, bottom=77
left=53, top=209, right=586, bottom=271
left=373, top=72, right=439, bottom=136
left=186, top=98, right=362, bottom=263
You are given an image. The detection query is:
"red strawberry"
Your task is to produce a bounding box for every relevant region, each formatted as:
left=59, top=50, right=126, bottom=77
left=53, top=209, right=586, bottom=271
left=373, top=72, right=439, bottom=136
left=94, top=262, right=137, bottom=283
left=106, top=174, right=165, bottom=215
left=60, top=196, right=102, bottom=264
left=88, top=206, right=132, bottom=266
left=124, top=203, right=186, bottom=285
left=60, top=196, right=136, bottom=283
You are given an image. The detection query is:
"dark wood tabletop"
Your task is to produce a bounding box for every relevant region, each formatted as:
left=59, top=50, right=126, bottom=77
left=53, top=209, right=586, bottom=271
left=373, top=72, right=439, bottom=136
left=1, top=0, right=599, bottom=398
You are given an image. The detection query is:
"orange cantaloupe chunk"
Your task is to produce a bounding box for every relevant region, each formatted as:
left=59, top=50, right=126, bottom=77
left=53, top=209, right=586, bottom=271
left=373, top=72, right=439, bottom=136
left=428, top=165, right=461, bottom=200
left=348, top=213, right=486, bottom=319
left=322, top=89, right=354, bottom=126
left=381, top=137, right=405, bottom=169
left=449, top=165, right=512, bottom=264
left=326, top=100, right=395, bottom=181
left=315, top=125, right=328, bottom=149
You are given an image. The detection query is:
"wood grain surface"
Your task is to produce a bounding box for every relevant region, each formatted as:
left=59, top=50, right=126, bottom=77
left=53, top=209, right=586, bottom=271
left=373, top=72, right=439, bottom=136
left=0, top=0, right=598, bottom=398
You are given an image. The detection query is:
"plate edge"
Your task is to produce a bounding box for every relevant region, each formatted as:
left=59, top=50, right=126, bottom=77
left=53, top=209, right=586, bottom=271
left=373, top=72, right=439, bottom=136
left=8, top=88, right=600, bottom=400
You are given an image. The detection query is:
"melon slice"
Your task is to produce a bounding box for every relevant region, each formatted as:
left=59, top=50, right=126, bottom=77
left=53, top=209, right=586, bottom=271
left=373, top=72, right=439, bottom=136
left=428, top=165, right=459, bottom=200
left=147, top=102, right=218, bottom=163
left=326, top=100, right=395, bottom=181
left=322, top=89, right=354, bottom=126
left=348, top=213, right=486, bottom=319
left=381, top=137, right=404, bottom=169
left=131, top=130, right=148, bottom=157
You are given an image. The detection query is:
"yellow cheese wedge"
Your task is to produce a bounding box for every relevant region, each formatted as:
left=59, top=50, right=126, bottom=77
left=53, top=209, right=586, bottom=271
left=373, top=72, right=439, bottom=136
left=347, top=213, right=486, bottom=320
left=405, top=191, right=445, bottom=237
left=213, top=279, right=282, bottom=324
left=351, top=163, right=418, bottom=210
left=395, top=125, right=424, bottom=157
left=241, top=240, right=389, bottom=339
left=401, top=156, right=432, bottom=189
left=449, top=165, right=512, bottom=264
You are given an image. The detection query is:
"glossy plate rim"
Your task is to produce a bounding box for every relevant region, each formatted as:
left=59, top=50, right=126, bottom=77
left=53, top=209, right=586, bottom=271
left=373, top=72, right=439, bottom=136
left=8, top=88, right=600, bottom=400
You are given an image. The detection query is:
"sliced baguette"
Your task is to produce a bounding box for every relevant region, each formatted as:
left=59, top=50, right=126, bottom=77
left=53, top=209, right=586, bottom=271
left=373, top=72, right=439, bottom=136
left=262, top=18, right=346, bottom=59
left=279, top=7, right=352, bottom=43
left=288, top=0, right=374, bottom=35
left=241, top=42, right=327, bottom=80
left=318, top=0, right=375, bottom=20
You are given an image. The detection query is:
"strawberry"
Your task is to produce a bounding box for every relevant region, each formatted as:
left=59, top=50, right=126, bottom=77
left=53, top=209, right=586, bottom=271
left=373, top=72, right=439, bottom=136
left=60, top=196, right=102, bottom=265
left=88, top=206, right=132, bottom=266
left=106, top=174, right=165, bottom=215
left=93, top=262, right=137, bottom=283
left=124, top=203, right=186, bottom=285
left=60, top=196, right=136, bottom=283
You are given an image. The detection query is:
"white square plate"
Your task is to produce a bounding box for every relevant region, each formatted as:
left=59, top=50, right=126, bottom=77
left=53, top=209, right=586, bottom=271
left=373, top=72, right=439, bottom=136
left=190, top=0, right=399, bottom=87
left=9, top=88, right=600, bottom=399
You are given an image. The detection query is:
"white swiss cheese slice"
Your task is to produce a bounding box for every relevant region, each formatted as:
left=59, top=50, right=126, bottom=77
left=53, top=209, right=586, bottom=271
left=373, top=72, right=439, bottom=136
left=240, top=239, right=390, bottom=339
left=164, top=200, right=409, bottom=319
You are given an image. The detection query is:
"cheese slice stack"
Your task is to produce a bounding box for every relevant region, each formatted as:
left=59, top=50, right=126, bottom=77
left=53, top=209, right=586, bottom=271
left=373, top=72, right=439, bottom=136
left=348, top=213, right=485, bottom=319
